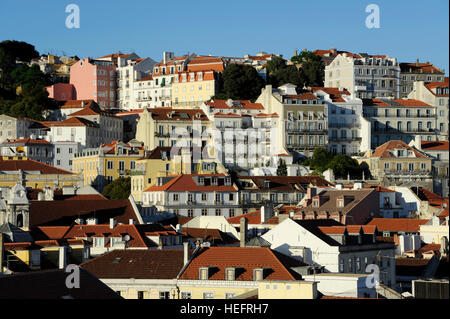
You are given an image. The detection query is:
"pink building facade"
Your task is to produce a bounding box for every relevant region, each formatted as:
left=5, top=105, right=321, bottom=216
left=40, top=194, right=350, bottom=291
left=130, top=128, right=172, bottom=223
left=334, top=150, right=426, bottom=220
left=69, top=58, right=117, bottom=109
left=46, top=83, right=76, bottom=101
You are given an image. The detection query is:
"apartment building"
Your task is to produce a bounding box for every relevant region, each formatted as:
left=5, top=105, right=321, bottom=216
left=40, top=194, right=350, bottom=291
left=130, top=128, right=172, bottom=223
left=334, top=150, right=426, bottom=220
left=135, top=107, right=212, bottom=151
left=311, top=87, right=370, bottom=155
left=172, top=56, right=224, bottom=108
left=130, top=146, right=225, bottom=204
left=324, top=53, right=400, bottom=99
left=72, top=141, right=144, bottom=191
left=399, top=60, right=445, bottom=98
left=0, top=138, right=53, bottom=165
left=256, top=84, right=327, bottom=158
left=236, top=176, right=333, bottom=213
left=0, top=115, right=40, bottom=143
left=408, top=78, right=449, bottom=141
left=69, top=58, right=117, bottom=109
left=358, top=140, right=433, bottom=190
left=362, top=98, right=437, bottom=148
left=53, top=141, right=81, bottom=172
left=142, top=174, right=241, bottom=218
left=115, top=55, right=156, bottom=110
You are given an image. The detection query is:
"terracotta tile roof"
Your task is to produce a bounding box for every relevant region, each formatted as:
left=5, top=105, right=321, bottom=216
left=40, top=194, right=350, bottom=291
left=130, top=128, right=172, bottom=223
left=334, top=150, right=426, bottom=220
left=179, top=247, right=305, bottom=281
left=136, top=74, right=153, bottom=82
left=206, top=100, right=265, bottom=110
left=227, top=210, right=262, bottom=225
left=29, top=199, right=140, bottom=227
left=421, top=141, right=449, bottom=151
left=364, top=185, right=395, bottom=193
left=424, top=81, right=449, bottom=97
left=367, top=218, right=429, bottom=233
left=400, top=62, right=444, bottom=74
left=213, top=112, right=242, bottom=118
left=60, top=100, right=95, bottom=109
left=284, top=92, right=318, bottom=100
left=33, top=226, right=71, bottom=239
left=143, top=174, right=237, bottom=192
left=147, top=108, right=209, bottom=122
left=372, top=140, right=429, bottom=159
left=41, top=117, right=99, bottom=128
left=0, top=158, right=74, bottom=174
left=237, top=176, right=333, bottom=191
left=363, top=98, right=432, bottom=107
left=411, top=187, right=446, bottom=207
left=1, top=138, right=52, bottom=145
left=81, top=249, right=186, bottom=279
left=319, top=226, right=347, bottom=234
left=182, top=228, right=238, bottom=245
left=62, top=224, right=154, bottom=248
left=254, top=113, right=279, bottom=118
left=419, top=244, right=441, bottom=254
left=310, top=87, right=352, bottom=102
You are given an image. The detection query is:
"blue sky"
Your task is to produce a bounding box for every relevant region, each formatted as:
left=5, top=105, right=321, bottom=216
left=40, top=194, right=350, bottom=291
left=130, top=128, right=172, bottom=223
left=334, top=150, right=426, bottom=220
left=0, top=0, right=448, bottom=73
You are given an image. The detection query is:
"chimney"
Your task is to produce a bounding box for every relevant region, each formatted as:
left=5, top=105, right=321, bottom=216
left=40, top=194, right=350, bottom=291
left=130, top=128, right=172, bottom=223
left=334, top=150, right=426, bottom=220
left=260, top=206, right=273, bottom=224
left=415, top=59, right=419, bottom=67
left=183, top=242, right=189, bottom=266
left=0, top=233, right=4, bottom=274
left=109, top=218, right=117, bottom=229
left=335, top=183, right=343, bottom=190
left=58, top=246, right=67, bottom=270
left=240, top=217, right=248, bottom=248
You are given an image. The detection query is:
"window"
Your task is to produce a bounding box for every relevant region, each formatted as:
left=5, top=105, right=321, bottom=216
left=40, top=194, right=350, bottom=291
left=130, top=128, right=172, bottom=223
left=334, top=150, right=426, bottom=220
left=137, top=291, right=145, bottom=299
left=107, top=161, right=113, bottom=169
left=203, top=292, right=214, bottom=299
left=173, top=194, right=179, bottom=201
left=229, top=193, right=234, bottom=201
left=229, top=209, right=235, bottom=217
left=56, top=148, right=61, bottom=154
left=201, top=209, right=207, bottom=216
left=187, top=209, right=193, bottom=217
left=225, top=293, right=236, bottom=299
left=215, top=209, right=221, bottom=216
left=253, top=268, right=263, bottom=281
left=225, top=268, right=235, bottom=281
left=348, top=258, right=353, bottom=272
left=339, top=259, right=344, bottom=272
left=356, top=257, right=361, bottom=271
left=201, top=193, right=207, bottom=201
left=199, top=267, right=209, bottom=280
left=181, top=292, right=191, bottom=299
left=159, top=291, right=170, bottom=299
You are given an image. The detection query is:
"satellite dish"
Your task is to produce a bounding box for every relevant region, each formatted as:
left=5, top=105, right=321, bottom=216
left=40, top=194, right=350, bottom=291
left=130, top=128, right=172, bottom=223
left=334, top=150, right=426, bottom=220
left=123, top=235, right=131, bottom=241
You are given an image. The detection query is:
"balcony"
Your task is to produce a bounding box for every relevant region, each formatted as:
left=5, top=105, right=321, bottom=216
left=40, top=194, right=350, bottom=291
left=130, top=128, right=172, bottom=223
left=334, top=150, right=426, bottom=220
left=287, top=143, right=325, bottom=150
left=374, top=128, right=437, bottom=134
left=286, top=129, right=327, bottom=135
left=328, top=123, right=361, bottom=128
left=328, top=137, right=362, bottom=142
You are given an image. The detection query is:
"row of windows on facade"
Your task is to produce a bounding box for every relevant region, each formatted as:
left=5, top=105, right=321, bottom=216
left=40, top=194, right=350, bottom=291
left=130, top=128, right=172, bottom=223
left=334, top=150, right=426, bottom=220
left=339, top=255, right=391, bottom=274
left=172, top=208, right=236, bottom=218
left=127, top=290, right=236, bottom=300
left=384, top=162, right=428, bottom=171
left=169, top=193, right=235, bottom=202
left=371, top=108, right=434, bottom=117
left=174, top=83, right=212, bottom=92
left=373, top=121, right=435, bottom=132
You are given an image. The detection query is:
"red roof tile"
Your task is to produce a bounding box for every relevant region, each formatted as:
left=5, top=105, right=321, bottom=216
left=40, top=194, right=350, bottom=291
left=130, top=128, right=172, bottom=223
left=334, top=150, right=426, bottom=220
left=144, top=174, right=237, bottom=192
left=367, top=218, right=429, bottom=232
left=0, top=158, right=74, bottom=174
left=180, top=247, right=303, bottom=281
left=372, top=140, right=429, bottom=159
left=421, top=141, right=449, bottom=151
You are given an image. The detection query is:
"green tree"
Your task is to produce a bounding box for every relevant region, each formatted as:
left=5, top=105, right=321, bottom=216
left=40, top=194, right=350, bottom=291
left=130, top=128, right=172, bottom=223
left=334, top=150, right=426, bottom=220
left=102, top=177, right=131, bottom=200
left=276, top=159, right=288, bottom=176
left=218, top=63, right=265, bottom=100
left=10, top=64, right=52, bottom=90
left=265, top=56, right=307, bottom=89
left=290, top=50, right=322, bottom=64
left=327, top=155, right=361, bottom=179
left=0, top=40, right=40, bottom=62
left=290, top=50, right=325, bottom=87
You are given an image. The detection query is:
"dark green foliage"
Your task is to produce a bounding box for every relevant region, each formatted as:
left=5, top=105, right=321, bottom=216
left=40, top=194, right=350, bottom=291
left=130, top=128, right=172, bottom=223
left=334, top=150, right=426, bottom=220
left=276, top=159, right=288, bottom=176
left=305, top=148, right=364, bottom=179
left=102, top=177, right=131, bottom=200
left=0, top=40, right=57, bottom=120
left=215, top=63, right=265, bottom=101
left=0, top=40, right=39, bottom=62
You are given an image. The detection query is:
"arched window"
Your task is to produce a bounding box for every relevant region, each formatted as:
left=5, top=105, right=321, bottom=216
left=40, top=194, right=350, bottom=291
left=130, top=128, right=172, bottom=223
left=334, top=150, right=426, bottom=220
left=17, top=213, right=23, bottom=228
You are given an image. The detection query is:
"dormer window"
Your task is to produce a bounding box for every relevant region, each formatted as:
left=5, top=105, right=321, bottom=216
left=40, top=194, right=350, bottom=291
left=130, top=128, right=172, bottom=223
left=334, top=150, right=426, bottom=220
left=253, top=268, right=268, bottom=281
left=264, top=180, right=270, bottom=188
left=212, top=177, right=218, bottom=186
left=199, top=177, right=205, bottom=185
left=225, top=177, right=231, bottom=186
left=313, top=199, right=319, bottom=207
left=225, top=267, right=236, bottom=281
left=199, top=267, right=210, bottom=280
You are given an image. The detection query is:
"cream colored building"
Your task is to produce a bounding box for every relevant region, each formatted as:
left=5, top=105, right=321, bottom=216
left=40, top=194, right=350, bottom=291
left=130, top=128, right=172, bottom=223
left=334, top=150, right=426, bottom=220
left=325, top=53, right=400, bottom=99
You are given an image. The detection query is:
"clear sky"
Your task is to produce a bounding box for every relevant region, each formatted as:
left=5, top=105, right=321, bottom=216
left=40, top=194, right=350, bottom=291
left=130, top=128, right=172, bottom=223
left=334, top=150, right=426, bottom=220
left=0, top=0, right=448, bottom=73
